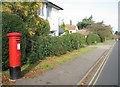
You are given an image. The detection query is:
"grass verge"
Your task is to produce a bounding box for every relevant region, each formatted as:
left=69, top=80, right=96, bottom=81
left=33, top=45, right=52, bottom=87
left=91, top=40, right=115, bottom=46
left=35, top=47, right=95, bottom=72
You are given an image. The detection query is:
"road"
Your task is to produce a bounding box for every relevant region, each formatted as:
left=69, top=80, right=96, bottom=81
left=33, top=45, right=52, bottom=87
left=95, top=41, right=118, bottom=85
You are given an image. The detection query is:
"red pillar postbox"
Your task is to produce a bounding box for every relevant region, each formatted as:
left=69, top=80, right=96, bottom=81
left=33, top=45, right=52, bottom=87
left=6, top=32, right=22, bottom=80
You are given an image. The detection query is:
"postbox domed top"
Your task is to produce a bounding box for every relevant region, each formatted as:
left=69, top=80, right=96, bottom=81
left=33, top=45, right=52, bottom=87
left=6, top=32, right=22, bottom=37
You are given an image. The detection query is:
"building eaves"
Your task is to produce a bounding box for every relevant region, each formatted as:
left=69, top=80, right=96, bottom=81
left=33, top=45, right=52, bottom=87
left=39, top=0, right=63, bottom=10
left=47, top=1, right=63, bottom=10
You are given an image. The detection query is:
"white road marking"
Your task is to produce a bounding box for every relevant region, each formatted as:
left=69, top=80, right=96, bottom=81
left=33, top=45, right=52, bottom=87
left=88, top=42, right=115, bottom=86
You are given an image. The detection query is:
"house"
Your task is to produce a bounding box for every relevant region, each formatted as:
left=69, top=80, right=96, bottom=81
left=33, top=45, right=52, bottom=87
left=77, top=29, right=90, bottom=38
left=37, top=0, right=63, bottom=36
left=66, top=24, right=77, bottom=33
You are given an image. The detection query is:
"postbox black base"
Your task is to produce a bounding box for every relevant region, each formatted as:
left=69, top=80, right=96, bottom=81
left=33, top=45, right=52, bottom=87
left=9, top=66, right=21, bottom=80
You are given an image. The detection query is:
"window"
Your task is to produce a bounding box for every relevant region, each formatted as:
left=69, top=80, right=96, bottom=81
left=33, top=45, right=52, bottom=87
left=41, top=4, right=44, bottom=16
left=47, top=6, right=52, bottom=18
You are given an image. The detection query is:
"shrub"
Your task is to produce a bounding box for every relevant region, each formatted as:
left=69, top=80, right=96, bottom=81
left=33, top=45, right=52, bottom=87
left=2, top=12, right=27, bottom=70
left=28, top=33, right=85, bottom=64
left=99, top=35, right=105, bottom=42
left=86, top=34, right=101, bottom=45
left=27, top=16, right=50, bottom=37
left=25, top=16, right=50, bottom=57
left=35, top=16, right=50, bottom=36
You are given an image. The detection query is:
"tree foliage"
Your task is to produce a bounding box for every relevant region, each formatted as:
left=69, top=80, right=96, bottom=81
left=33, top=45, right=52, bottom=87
left=77, top=16, right=94, bottom=29
left=2, top=2, right=50, bottom=37
left=115, top=31, right=118, bottom=35
left=87, top=22, right=113, bottom=42
left=2, top=2, right=41, bottom=21
left=115, top=31, right=120, bottom=39
left=61, top=22, right=69, bottom=34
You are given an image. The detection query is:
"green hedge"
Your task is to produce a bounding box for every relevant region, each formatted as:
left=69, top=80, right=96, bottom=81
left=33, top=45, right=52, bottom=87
left=2, top=12, right=27, bottom=70
left=86, top=34, right=101, bottom=45
left=35, top=16, right=50, bottom=36
left=2, top=12, right=86, bottom=70
left=28, top=33, right=85, bottom=64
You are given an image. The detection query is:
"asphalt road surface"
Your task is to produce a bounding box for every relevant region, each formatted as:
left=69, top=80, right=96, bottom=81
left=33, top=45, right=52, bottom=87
left=95, top=41, right=118, bottom=86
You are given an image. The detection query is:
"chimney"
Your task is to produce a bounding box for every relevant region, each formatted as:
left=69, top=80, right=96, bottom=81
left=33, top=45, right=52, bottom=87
left=70, top=20, right=72, bottom=25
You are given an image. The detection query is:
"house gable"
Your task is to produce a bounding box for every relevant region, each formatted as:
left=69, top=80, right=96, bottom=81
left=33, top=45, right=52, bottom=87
left=66, top=24, right=77, bottom=33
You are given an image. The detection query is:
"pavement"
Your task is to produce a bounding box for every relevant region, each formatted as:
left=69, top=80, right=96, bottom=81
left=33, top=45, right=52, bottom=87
left=15, top=42, right=115, bottom=85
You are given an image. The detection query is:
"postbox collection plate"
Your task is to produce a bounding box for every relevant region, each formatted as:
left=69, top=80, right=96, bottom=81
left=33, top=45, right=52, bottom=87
left=17, top=43, right=20, bottom=50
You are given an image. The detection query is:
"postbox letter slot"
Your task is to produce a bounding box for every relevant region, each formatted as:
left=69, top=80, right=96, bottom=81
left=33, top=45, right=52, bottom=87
left=16, top=40, right=20, bottom=41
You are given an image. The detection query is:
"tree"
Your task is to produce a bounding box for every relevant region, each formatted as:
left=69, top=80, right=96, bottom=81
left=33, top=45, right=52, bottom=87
left=2, top=2, right=41, bottom=21
left=115, top=31, right=118, bottom=35
left=2, top=2, right=50, bottom=37
left=87, top=22, right=113, bottom=42
left=77, top=15, right=94, bottom=29
left=61, top=22, right=69, bottom=34
left=115, top=31, right=120, bottom=40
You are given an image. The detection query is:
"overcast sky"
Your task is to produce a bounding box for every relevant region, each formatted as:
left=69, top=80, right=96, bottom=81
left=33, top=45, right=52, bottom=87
left=49, top=0, right=119, bottom=32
